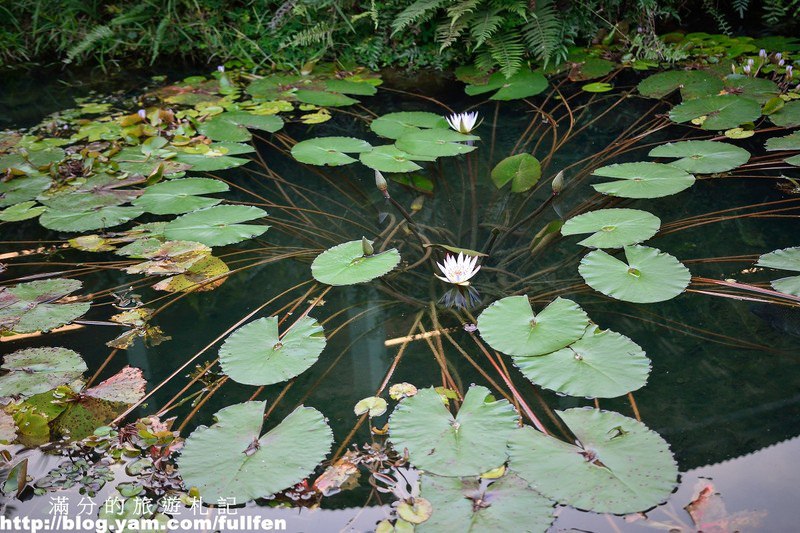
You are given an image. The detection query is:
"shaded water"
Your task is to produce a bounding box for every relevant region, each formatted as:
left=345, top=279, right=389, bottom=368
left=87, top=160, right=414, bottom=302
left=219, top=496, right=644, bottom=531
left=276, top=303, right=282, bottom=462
left=2, top=67, right=800, bottom=531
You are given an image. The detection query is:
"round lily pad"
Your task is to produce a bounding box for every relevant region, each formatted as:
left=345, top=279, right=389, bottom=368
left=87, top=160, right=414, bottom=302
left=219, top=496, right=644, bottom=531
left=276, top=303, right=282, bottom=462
left=669, top=95, right=761, bottom=130
left=756, top=246, right=800, bottom=296
left=509, top=408, right=678, bottom=514
left=0, top=201, right=47, bottom=222
left=39, top=206, right=144, bottom=232
left=219, top=315, right=326, bottom=386
left=395, top=129, right=478, bottom=158
left=294, top=90, right=359, bottom=107
left=490, top=153, right=541, bottom=193
left=179, top=401, right=333, bottom=503
left=513, top=325, right=651, bottom=398
left=370, top=112, right=448, bottom=139
left=769, top=100, right=800, bottom=128
left=591, top=162, right=695, bottom=199
left=648, top=140, right=750, bottom=174
left=464, top=70, right=548, bottom=101
left=0, top=176, right=51, bottom=207
left=163, top=205, right=269, bottom=247
left=0, top=278, right=91, bottom=334
left=133, top=178, right=229, bottom=215
left=324, top=79, right=378, bottom=96
left=561, top=208, right=660, bottom=248
left=291, top=137, right=373, bottom=166
left=477, top=296, right=589, bottom=357
left=197, top=112, right=283, bottom=142
left=0, top=347, right=88, bottom=398
left=388, top=386, right=518, bottom=477
left=418, top=473, right=555, bottom=533
left=360, top=145, right=434, bottom=173
left=579, top=245, right=691, bottom=303
left=311, top=239, right=400, bottom=286
left=637, top=70, right=721, bottom=99
left=765, top=132, right=800, bottom=151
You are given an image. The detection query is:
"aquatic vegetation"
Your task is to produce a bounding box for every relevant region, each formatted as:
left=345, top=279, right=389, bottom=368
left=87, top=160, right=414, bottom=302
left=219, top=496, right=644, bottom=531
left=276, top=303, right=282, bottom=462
left=1, top=45, right=800, bottom=531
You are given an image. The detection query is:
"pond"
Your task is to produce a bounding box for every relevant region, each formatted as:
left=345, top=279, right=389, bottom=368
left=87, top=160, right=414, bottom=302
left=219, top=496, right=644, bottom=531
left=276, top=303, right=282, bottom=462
left=1, top=58, right=800, bottom=532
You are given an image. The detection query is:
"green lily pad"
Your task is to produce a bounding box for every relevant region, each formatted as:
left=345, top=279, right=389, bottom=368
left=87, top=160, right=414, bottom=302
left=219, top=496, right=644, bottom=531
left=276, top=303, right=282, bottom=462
left=465, top=70, right=548, bottom=101
left=0, top=278, right=91, bottom=334
left=720, top=75, right=780, bottom=104
left=219, top=316, right=326, bottom=386
left=786, top=154, right=800, bottom=167
left=39, top=206, right=144, bottom=232
left=591, top=162, right=695, bottom=199
left=648, top=140, right=750, bottom=173
left=0, top=201, right=47, bottom=221
left=178, top=401, right=333, bottom=503
left=769, top=100, right=800, bottom=128
left=370, top=112, right=448, bottom=139
left=26, top=147, right=66, bottom=167
left=388, top=386, right=518, bottom=477
left=324, top=80, right=377, bottom=96
left=418, top=473, right=555, bottom=533
left=669, top=95, right=761, bottom=130
left=765, top=132, right=800, bottom=151
left=360, top=145, right=434, bottom=173
left=294, top=90, right=359, bottom=107
left=395, top=129, right=478, bottom=158
left=133, top=178, right=229, bottom=215
left=756, top=246, right=800, bottom=296
left=478, top=296, right=589, bottom=357
left=571, top=58, right=615, bottom=81
left=0, top=347, right=87, bottom=398
left=171, top=152, right=250, bottom=172
left=561, top=208, right=660, bottom=249
left=291, top=137, right=373, bottom=166
left=124, top=240, right=211, bottom=275
left=582, top=82, right=613, bottom=93
left=197, top=112, right=283, bottom=142
left=354, top=396, right=388, bottom=417
left=311, top=239, right=400, bottom=286
left=163, top=205, right=268, bottom=247
left=513, top=325, right=650, bottom=398
left=637, top=70, right=722, bottom=99
left=579, top=245, right=691, bottom=303
left=490, top=153, right=541, bottom=193
left=508, top=408, right=678, bottom=514
left=0, top=176, right=51, bottom=207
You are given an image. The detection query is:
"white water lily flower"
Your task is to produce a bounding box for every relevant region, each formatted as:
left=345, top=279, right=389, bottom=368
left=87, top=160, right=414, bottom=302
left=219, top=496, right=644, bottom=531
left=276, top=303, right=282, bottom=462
left=435, top=252, right=481, bottom=286
left=446, top=111, right=481, bottom=134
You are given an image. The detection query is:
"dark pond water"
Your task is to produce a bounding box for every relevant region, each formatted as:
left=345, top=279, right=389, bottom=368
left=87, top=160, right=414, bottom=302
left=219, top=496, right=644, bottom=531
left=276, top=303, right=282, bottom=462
left=2, top=65, right=800, bottom=532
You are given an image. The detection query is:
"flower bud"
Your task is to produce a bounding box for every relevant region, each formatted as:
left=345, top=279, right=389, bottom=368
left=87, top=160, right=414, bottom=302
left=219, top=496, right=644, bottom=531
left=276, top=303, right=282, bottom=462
left=759, top=49, right=767, bottom=59
left=137, top=109, right=147, bottom=120
left=551, top=170, right=565, bottom=194
left=361, top=237, right=374, bottom=256
left=375, top=170, right=387, bottom=191
left=410, top=195, right=425, bottom=212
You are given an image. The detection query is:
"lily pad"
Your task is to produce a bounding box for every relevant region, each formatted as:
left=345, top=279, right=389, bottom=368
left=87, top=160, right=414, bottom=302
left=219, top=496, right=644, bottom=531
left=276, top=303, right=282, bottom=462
left=464, top=70, right=548, bottom=101
left=178, top=401, right=333, bottom=502
left=294, top=90, right=359, bottom=107
left=756, top=246, right=800, bottom=296
left=648, top=140, right=750, bottom=173
left=354, top=396, right=388, bottom=418
left=561, top=208, right=660, bottom=248
left=0, top=201, right=47, bottom=222
left=163, top=205, right=268, bottom=247
left=324, top=80, right=378, bottom=96
left=490, top=154, right=541, bottom=193
left=311, top=239, right=400, bottom=286
left=360, top=146, right=434, bottom=173
left=388, top=386, right=518, bottom=477
left=125, top=240, right=211, bottom=275
left=591, top=162, right=695, bottom=199
left=0, top=347, right=87, bottom=398
left=219, top=316, right=326, bottom=386
left=133, top=178, right=229, bottom=215
left=513, top=325, right=650, bottom=398
left=769, top=100, right=800, bottom=128
left=0, top=278, right=91, bottom=334
left=197, top=112, right=283, bottom=142
left=151, top=255, right=230, bottom=292
left=765, top=132, right=800, bottom=151
left=508, top=408, right=678, bottom=514
left=582, top=82, right=613, bottom=93
left=637, top=70, right=722, bottom=99
left=418, top=473, right=555, bottom=533
left=395, top=129, right=478, bottom=158
left=291, top=137, right=373, bottom=166
left=0, top=176, right=52, bottom=207
left=669, top=95, right=761, bottom=130
left=39, top=206, right=144, bottom=232
left=370, top=112, right=448, bottom=139
left=579, top=245, right=691, bottom=303
left=477, top=296, right=589, bottom=357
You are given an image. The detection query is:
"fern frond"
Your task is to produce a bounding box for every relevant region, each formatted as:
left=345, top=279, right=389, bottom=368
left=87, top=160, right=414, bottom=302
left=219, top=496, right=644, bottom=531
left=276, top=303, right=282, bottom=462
left=150, top=16, right=170, bottom=64
left=392, top=0, right=448, bottom=35
left=284, top=22, right=333, bottom=48
left=66, top=25, right=113, bottom=63
left=436, top=19, right=469, bottom=51
left=447, top=0, right=482, bottom=24
left=702, top=0, right=732, bottom=35
left=469, top=9, right=504, bottom=49
left=732, top=0, right=750, bottom=17
left=488, top=32, right=525, bottom=78
left=521, top=0, right=564, bottom=68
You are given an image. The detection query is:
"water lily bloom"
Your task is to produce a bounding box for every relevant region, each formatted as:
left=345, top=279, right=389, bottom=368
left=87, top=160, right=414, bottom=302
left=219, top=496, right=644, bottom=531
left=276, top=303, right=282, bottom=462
left=435, top=252, right=480, bottom=286
left=446, top=111, right=481, bottom=134
left=786, top=65, right=794, bottom=79
left=217, top=65, right=225, bottom=72
left=759, top=49, right=767, bottom=59
left=743, top=64, right=751, bottom=75
left=137, top=109, right=147, bottom=120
